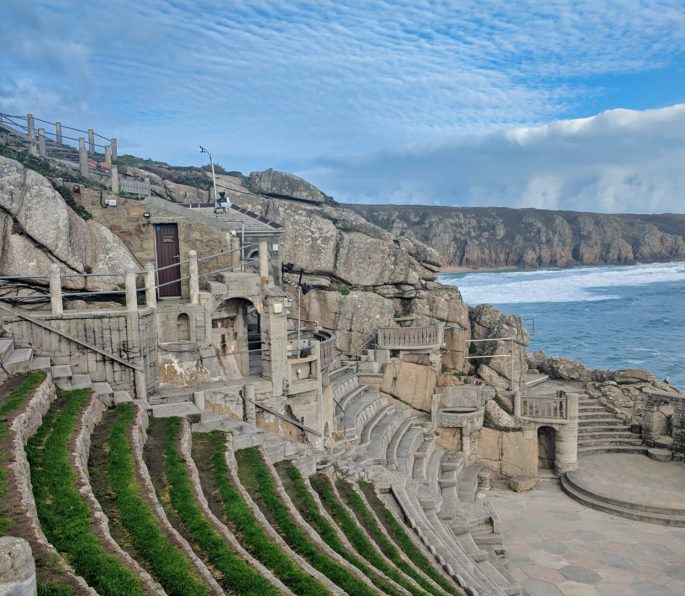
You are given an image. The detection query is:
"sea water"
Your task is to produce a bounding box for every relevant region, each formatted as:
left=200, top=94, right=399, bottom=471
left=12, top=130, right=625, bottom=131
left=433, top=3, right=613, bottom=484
left=440, top=262, right=685, bottom=388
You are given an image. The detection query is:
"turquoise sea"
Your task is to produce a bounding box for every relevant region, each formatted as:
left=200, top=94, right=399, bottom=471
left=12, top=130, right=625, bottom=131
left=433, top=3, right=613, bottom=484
left=440, top=262, right=685, bottom=389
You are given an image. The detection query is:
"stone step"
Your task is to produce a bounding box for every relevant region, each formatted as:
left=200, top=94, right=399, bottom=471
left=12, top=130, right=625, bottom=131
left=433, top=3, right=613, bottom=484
left=577, top=431, right=637, bottom=440
left=579, top=412, right=619, bottom=420
left=113, top=391, right=133, bottom=405
left=578, top=418, right=626, bottom=427
left=151, top=401, right=200, bottom=418
left=561, top=473, right=685, bottom=525
left=578, top=445, right=648, bottom=456
left=30, top=356, right=51, bottom=371
left=647, top=448, right=673, bottom=462
left=578, top=406, right=608, bottom=413
left=4, top=347, right=33, bottom=374
left=70, top=374, right=93, bottom=390
left=578, top=438, right=644, bottom=448
left=655, top=435, right=674, bottom=449
left=458, top=464, right=482, bottom=503
left=0, top=338, right=13, bottom=363
left=50, top=365, right=73, bottom=379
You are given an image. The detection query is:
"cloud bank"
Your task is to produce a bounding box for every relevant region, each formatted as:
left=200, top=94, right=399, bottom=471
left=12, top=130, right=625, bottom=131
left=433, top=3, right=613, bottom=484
left=302, top=104, right=685, bottom=214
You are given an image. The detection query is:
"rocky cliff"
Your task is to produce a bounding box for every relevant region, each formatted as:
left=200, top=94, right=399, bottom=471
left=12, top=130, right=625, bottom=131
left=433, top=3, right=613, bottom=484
left=348, top=205, right=685, bottom=269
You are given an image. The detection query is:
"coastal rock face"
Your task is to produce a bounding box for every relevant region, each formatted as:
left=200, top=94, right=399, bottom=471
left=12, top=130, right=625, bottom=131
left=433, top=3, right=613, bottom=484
left=0, top=157, right=139, bottom=291
left=469, top=304, right=529, bottom=390
left=348, top=204, right=685, bottom=269
left=248, top=168, right=327, bottom=203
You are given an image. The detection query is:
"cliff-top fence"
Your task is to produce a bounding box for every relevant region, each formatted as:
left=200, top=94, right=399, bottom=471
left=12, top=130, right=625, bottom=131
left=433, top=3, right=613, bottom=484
left=376, top=324, right=442, bottom=349
left=0, top=112, right=149, bottom=197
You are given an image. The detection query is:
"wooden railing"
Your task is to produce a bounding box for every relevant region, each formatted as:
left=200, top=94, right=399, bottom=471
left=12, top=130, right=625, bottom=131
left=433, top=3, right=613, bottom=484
left=521, top=395, right=567, bottom=419
left=376, top=325, right=440, bottom=349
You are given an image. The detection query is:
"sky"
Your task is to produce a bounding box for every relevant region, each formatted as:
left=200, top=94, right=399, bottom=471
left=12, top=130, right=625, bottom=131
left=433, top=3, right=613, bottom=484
left=2, top=0, right=685, bottom=213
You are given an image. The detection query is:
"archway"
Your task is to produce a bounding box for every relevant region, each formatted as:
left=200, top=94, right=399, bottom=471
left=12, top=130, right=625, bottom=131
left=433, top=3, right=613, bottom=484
left=537, top=426, right=557, bottom=470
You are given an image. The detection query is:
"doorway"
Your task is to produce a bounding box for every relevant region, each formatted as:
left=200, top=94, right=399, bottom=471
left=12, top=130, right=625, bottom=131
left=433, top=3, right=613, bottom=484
left=155, top=223, right=181, bottom=297
left=537, top=426, right=556, bottom=470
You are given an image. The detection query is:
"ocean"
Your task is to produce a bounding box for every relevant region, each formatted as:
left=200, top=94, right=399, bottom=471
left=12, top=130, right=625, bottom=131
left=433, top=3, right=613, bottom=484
left=440, top=262, right=685, bottom=389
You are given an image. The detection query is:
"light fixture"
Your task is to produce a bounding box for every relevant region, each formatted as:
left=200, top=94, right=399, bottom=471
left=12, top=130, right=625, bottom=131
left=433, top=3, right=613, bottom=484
left=143, top=212, right=151, bottom=225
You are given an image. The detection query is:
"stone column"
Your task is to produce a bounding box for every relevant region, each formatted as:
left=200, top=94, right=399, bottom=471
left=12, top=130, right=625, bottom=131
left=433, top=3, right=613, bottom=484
left=555, top=392, right=579, bottom=474
left=261, top=294, right=288, bottom=401
left=193, top=391, right=205, bottom=411
left=188, top=250, right=200, bottom=305
left=49, top=264, right=63, bottom=315
left=144, top=262, right=156, bottom=308
left=0, top=536, right=36, bottom=596
left=513, top=389, right=522, bottom=417
left=259, top=240, right=269, bottom=279
left=104, top=145, right=112, bottom=164
left=230, top=236, right=241, bottom=270
left=26, top=113, right=35, bottom=140
left=37, top=128, right=46, bottom=156
left=78, top=137, right=88, bottom=177
left=125, top=266, right=138, bottom=312
left=87, top=128, right=95, bottom=156
left=111, top=164, right=119, bottom=193
left=243, top=384, right=257, bottom=424
left=55, top=121, right=62, bottom=144
left=111, top=137, right=117, bottom=161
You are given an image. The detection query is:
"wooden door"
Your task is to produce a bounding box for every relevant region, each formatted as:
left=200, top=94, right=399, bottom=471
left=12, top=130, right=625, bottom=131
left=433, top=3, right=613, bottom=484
left=155, top=223, right=181, bottom=297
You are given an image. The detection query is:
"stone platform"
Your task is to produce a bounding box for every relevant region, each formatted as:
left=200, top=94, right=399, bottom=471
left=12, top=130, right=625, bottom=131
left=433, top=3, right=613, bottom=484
left=490, top=482, right=685, bottom=596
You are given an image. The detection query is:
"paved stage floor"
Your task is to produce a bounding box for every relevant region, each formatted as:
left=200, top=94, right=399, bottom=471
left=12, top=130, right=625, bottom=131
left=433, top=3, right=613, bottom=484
left=489, top=459, right=685, bottom=595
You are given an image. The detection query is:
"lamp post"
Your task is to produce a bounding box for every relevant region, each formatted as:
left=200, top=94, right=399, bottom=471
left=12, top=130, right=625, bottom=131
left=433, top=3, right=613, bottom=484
left=199, top=145, right=219, bottom=207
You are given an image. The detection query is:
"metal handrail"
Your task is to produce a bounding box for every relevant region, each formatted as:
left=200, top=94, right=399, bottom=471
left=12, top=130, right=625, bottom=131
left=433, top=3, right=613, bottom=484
left=196, top=243, right=257, bottom=263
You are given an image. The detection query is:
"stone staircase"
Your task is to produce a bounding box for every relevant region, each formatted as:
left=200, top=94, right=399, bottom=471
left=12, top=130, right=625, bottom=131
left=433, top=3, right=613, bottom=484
left=0, top=337, right=46, bottom=374
left=577, top=395, right=647, bottom=456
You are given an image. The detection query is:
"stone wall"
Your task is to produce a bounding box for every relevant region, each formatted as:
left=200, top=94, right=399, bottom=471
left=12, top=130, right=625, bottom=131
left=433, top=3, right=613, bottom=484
left=477, top=427, right=538, bottom=478
left=2, top=308, right=158, bottom=393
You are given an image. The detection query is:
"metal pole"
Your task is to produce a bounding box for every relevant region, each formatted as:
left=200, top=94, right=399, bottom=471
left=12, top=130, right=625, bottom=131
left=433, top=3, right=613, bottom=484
left=297, top=286, right=301, bottom=355
left=210, top=158, right=218, bottom=207
left=511, top=337, right=514, bottom=391
left=241, top=223, right=245, bottom=272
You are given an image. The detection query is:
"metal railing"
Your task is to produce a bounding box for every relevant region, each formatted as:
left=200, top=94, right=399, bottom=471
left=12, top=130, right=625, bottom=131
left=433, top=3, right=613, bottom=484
left=376, top=325, right=440, bottom=349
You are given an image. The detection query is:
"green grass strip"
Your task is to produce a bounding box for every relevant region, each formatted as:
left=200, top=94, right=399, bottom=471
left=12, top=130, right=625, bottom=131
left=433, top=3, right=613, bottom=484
left=336, top=479, right=447, bottom=596
left=0, top=370, right=46, bottom=536
left=37, top=583, right=76, bottom=596
left=281, top=463, right=408, bottom=596
left=199, top=433, right=329, bottom=595
left=159, top=418, right=280, bottom=595
left=309, top=472, right=426, bottom=596
left=26, top=389, right=147, bottom=595
left=359, top=483, right=462, bottom=595
left=107, top=404, right=209, bottom=595
left=235, top=447, right=376, bottom=596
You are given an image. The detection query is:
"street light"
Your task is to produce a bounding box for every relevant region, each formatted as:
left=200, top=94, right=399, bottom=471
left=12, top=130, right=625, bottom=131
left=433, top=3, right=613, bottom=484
left=199, top=145, right=219, bottom=208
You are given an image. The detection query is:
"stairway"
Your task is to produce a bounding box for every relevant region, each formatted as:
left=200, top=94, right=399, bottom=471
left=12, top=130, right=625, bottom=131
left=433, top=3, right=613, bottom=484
left=577, top=396, right=646, bottom=456
left=0, top=338, right=45, bottom=374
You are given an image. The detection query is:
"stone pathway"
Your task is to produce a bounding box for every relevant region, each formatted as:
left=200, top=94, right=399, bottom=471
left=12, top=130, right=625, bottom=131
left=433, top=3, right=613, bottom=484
left=489, top=484, right=685, bottom=595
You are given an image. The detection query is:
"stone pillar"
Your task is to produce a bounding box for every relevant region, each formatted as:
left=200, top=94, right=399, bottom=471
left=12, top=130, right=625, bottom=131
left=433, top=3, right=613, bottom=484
left=188, top=250, right=199, bottom=305
left=37, top=128, right=46, bottom=156
left=26, top=113, right=35, bottom=140
left=111, top=137, right=117, bottom=161
left=87, top=128, right=95, bottom=156
left=78, top=137, right=88, bottom=177
left=125, top=266, right=138, bottom=312
left=513, top=389, right=522, bottom=418
left=261, top=294, right=288, bottom=401
left=104, top=145, right=112, bottom=164
left=193, top=391, right=205, bottom=411
left=259, top=240, right=269, bottom=279
left=111, top=164, right=119, bottom=193
left=144, top=262, right=156, bottom=308
left=55, top=121, right=62, bottom=144
left=0, top=536, right=36, bottom=596
left=555, top=392, right=579, bottom=474
left=230, top=236, right=241, bottom=269
left=49, top=264, right=63, bottom=315
left=243, top=384, right=257, bottom=424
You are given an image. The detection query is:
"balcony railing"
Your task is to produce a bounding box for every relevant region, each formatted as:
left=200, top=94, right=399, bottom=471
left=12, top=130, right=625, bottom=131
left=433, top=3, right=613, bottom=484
left=376, top=325, right=441, bottom=349
left=521, top=395, right=567, bottom=419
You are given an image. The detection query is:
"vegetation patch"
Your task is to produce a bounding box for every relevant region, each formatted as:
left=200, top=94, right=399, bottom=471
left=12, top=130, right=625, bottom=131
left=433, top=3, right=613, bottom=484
left=305, top=471, right=421, bottom=596
left=0, top=370, right=46, bottom=535
left=93, top=404, right=209, bottom=595
left=483, top=409, right=521, bottom=432
left=26, top=389, right=147, bottom=595
left=53, top=184, right=92, bottom=220
left=152, top=418, right=279, bottom=595
left=194, top=432, right=328, bottom=595
left=335, top=479, right=447, bottom=596
left=235, top=446, right=375, bottom=595
left=360, top=482, right=462, bottom=595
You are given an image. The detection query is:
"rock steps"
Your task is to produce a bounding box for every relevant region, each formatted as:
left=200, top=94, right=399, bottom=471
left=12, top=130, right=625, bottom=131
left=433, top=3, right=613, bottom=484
left=577, top=397, right=645, bottom=454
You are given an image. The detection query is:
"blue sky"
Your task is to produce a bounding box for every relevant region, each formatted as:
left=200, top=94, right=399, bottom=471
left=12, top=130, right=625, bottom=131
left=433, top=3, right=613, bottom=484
left=2, top=0, right=685, bottom=212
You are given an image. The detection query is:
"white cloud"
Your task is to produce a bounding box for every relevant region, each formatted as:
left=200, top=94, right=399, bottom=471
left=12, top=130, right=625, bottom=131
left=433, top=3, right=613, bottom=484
left=301, top=104, right=685, bottom=214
